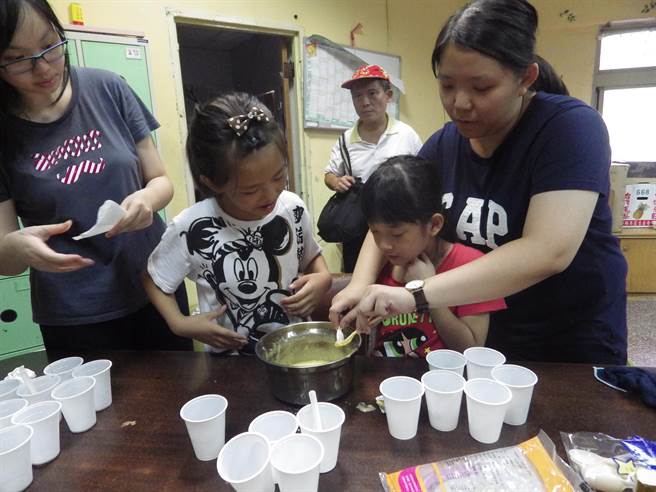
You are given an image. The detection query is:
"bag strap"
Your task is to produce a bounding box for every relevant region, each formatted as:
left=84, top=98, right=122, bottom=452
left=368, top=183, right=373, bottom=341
left=339, top=133, right=353, bottom=177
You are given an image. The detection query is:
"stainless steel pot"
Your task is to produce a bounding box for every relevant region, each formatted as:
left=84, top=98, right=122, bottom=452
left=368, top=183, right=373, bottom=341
left=255, top=321, right=361, bottom=405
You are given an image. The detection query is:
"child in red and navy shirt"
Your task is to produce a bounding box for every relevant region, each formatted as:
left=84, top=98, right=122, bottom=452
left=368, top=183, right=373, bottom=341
left=361, top=155, right=506, bottom=358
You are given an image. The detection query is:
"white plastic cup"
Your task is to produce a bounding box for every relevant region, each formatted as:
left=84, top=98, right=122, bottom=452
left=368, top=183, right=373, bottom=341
left=51, top=376, right=97, bottom=433
left=463, top=347, right=506, bottom=379
left=0, top=424, right=34, bottom=492
left=43, top=356, right=84, bottom=382
left=270, top=433, right=324, bottom=492
left=426, top=349, right=467, bottom=376
left=297, top=402, right=345, bottom=473
left=11, top=401, right=62, bottom=465
left=421, top=370, right=466, bottom=432
left=248, top=410, right=298, bottom=445
left=0, top=379, right=21, bottom=401
left=248, top=410, right=298, bottom=484
left=464, top=378, right=512, bottom=444
left=491, top=364, right=538, bottom=426
left=216, top=431, right=274, bottom=492
left=180, top=394, right=228, bottom=461
left=379, top=376, right=424, bottom=440
left=72, top=359, right=113, bottom=411
left=16, top=374, right=61, bottom=405
left=0, top=399, right=29, bottom=430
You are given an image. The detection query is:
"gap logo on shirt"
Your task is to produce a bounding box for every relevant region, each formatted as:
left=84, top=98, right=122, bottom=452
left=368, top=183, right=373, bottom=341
left=32, top=129, right=106, bottom=185
left=443, top=193, right=509, bottom=250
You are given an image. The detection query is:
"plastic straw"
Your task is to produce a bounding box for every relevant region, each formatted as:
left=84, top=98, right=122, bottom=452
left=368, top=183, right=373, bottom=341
left=308, top=390, right=323, bottom=431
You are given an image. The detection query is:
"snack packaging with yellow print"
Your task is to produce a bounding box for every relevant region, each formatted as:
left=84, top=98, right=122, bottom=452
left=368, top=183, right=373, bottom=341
left=379, top=431, right=584, bottom=491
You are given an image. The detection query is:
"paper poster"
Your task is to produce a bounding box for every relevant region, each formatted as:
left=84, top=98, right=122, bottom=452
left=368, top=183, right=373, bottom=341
left=623, top=183, right=656, bottom=227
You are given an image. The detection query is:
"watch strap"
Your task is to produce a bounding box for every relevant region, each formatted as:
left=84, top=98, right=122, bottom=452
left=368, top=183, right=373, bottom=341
left=411, top=287, right=429, bottom=313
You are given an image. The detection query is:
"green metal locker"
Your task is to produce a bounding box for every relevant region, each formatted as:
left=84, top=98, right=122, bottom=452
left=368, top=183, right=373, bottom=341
left=0, top=277, right=42, bottom=361
left=80, top=41, right=154, bottom=113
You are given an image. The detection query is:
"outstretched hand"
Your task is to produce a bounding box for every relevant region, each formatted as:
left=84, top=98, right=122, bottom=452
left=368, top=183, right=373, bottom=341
left=173, top=305, right=248, bottom=350
left=335, top=284, right=415, bottom=333
left=281, top=272, right=332, bottom=318
left=328, top=281, right=369, bottom=327
left=14, top=220, right=94, bottom=273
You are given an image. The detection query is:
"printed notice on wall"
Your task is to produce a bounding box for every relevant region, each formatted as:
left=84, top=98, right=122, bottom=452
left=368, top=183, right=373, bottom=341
left=623, top=183, right=656, bottom=227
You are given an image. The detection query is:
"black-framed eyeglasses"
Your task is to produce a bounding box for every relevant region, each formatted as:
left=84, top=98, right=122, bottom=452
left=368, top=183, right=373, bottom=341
left=0, top=39, right=68, bottom=75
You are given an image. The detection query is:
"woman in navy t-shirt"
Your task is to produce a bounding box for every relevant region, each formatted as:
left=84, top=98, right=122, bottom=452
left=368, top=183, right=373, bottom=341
left=331, top=0, right=627, bottom=364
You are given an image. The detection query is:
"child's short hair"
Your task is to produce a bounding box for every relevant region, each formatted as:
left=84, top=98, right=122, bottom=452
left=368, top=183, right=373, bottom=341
left=362, top=155, right=445, bottom=226
left=186, top=92, right=288, bottom=197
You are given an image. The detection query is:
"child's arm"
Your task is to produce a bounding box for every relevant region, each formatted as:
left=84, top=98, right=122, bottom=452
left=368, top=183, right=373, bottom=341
left=280, top=254, right=332, bottom=318
left=141, top=271, right=247, bottom=350
left=427, top=308, right=489, bottom=352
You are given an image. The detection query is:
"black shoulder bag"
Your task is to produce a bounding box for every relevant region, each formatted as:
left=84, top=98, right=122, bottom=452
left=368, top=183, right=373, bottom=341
left=317, top=133, right=368, bottom=243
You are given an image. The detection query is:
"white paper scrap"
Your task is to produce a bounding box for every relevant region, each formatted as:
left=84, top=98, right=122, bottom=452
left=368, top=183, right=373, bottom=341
left=73, top=200, right=125, bottom=240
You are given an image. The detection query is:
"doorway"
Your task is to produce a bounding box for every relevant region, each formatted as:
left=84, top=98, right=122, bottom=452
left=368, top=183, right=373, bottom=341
left=174, top=20, right=300, bottom=201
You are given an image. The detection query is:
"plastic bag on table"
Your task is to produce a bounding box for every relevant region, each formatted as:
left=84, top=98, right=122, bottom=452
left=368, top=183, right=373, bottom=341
left=380, top=430, right=584, bottom=492
left=561, top=432, right=656, bottom=492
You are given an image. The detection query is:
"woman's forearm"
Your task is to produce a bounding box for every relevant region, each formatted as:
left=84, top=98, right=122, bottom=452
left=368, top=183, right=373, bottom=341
left=424, top=189, right=595, bottom=309
left=141, top=175, right=174, bottom=213
left=0, top=232, right=29, bottom=276
left=425, top=236, right=561, bottom=308
left=350, top=232, right=385, bottom=284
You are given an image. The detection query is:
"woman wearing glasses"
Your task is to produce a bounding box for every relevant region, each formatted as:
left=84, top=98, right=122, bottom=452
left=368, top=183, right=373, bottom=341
left=0, top=0, right=191, bottom=351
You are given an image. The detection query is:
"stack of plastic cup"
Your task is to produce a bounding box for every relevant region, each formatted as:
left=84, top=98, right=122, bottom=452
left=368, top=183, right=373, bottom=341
left=72, top=359, right=113, bottom=411
left=16, top=374, right=61, bottom=405
left=180, top=394, right=228, bottom=461
left=426, top=349, right=467, bottom=376
left=297, top=402, right=345, bottom=473
left=11, top=401, right=62, bottom=465
left=492, top=364, right=538, bottom=425
left=463, top=347, right=506, bottom=379
left=0, top=399, right=28, bottom=429
left=0, top=379, right=21, bottom=401
left=421, top=370, right=466, bottom=432
left=464, top=378, right=512, bottom=444
left=271, top=434, right=324, bottom=492
left=51, top=376, right=97, bottom=433
left=43, top=356, right=84, bottom=382
left=0, top=424, right=34, bottom=492
left=217, top=431, right=274, bottom=492
left=379, top=376, right=424, bottom=440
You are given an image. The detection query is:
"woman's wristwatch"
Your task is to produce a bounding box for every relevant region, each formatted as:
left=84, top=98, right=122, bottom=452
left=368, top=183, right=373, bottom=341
left=405, top=279, right=429, bottom=313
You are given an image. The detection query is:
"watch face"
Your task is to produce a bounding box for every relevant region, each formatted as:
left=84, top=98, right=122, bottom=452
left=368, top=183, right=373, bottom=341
left=406, top=279, right=424, bottom=290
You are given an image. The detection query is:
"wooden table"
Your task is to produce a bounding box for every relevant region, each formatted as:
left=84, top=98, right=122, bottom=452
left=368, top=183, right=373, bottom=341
left=2, top=351, right=654, bottom=491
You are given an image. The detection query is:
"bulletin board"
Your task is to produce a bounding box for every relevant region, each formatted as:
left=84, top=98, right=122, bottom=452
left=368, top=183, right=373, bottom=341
left=303, top=35, right=403, bottom=130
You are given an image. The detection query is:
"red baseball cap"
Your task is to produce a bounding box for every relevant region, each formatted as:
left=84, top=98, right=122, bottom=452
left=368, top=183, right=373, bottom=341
left=341, top=64, right=390, bottom=89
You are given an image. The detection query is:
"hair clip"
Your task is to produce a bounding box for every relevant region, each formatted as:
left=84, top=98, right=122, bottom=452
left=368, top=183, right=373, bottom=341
left=227, top=106, right=270, bottom=137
